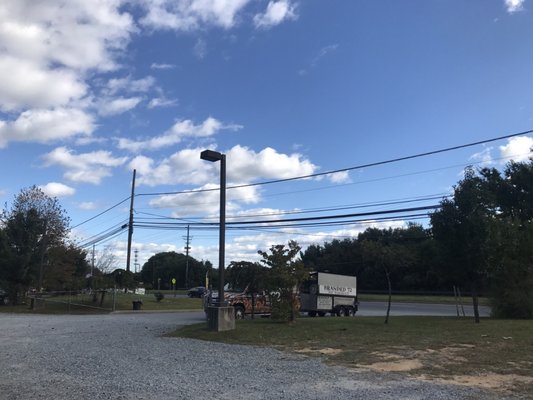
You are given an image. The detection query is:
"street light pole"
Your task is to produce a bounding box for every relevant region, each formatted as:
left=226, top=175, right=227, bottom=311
left=200, top=149, right=234, bottom=331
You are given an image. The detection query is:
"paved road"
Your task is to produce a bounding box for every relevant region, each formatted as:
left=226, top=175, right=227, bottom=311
left=358, top=301, right=491, bottom=317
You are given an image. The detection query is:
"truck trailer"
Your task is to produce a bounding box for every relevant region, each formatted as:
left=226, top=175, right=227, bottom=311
left=299, top=272, right=358, bottom=317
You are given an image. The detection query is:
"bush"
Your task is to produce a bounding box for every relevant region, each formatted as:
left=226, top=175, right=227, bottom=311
left=154, top=292, right=164, bottom=302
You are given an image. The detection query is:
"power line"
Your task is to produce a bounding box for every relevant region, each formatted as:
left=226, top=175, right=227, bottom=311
left=136, top=129, right=533, bottom=197
left=71, top=197, right=131, bottom=229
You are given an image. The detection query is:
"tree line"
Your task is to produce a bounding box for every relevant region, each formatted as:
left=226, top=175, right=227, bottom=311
left=301, top=160, right=533, bottom=320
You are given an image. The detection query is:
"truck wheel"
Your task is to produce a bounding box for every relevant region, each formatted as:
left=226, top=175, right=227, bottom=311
left=308, top=311, right=317, bottom=317
left=336, top=307, right=346, bottom=317
left=234, top=305, right=245, bottom=320
left=347, top=308, right=354, bottom=317
left=317, top=311, right=326, bottom=317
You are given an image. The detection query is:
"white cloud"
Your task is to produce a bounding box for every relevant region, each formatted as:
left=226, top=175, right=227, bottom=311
left=254, top=0, right=298, bottom=29
left=469, top=147, right=494, bottom=166
left=105, top=76, right=156, bottom=95
left=43, top=146, right=128, bottom=184
left=0, top=108, right=94, bottom=148
left=150, top=63, right=176, bottom=70
left=505, top=0, right=525, bottom=13
left=117, top=117, right=242, bottom=152
left=98, top=97, right=143, bottom=116
left=499, top=136, right=533, bottom=162
left=147, top=97, right=178, bottom=109
left=132, top=144, right=317, bottom=188
left=39, top=182, right=76, bottom=198
left=194, top=38, right=208, bottom=59
left=0, top=56, right=87, bottom=112
left=326, top=171, right=351, bottom=184
left=226, top=145, right=317, bottom=182
left=149, top=183, right=261, bottom=217
left=139, top=0, right=251, bottom=31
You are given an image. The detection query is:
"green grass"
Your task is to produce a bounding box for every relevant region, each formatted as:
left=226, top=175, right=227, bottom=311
left=0, top=291, right=203, bottom=314
left=172, top=316, right=533, bottom=396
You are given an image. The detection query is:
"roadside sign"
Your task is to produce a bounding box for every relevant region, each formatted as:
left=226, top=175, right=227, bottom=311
left=171, top=278, right=176, bottom=285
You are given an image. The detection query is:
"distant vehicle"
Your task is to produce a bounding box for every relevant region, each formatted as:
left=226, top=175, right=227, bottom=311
left=187, top=286, right=206, bottom=298
left=0, top=289, right=9, bottom=305
left=299, top=272, right=358, bottom=317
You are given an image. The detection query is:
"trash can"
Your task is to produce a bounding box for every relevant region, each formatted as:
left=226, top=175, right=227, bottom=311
left=132, top=300, right=143, bottom=310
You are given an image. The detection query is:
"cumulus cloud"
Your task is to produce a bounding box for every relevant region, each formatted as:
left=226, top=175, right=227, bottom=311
left=0, top=108, right=94, bottom=148
left=39, top=182, right=76, bottom=198
left=117, top=117, right=242, bottom=152
left=0, top=56, right=87, bottom=112
left=139, top=0, right=251, bottom=31
left=149, top=183, right=261, bottom=217
left=254, top=0, right=298, bottom=29
left=499, top=136, right=533, bottom=162
left=226, top=145, right=317, bottom=182
left=43, top=146, right=128, bottom=184
left=132, top=144, right=317, bottom=187
left=0, top=1, right=135, bottom=147
left=505, top=0, right=525, bottom=13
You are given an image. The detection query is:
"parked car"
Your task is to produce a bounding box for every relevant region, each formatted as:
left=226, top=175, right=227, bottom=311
left=0, top=289, right=9, bottom=305
left=187, top=286, right=206, bottom=298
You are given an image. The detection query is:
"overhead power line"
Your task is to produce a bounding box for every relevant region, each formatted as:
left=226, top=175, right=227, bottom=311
left=136, top=129, right=533, bottom=197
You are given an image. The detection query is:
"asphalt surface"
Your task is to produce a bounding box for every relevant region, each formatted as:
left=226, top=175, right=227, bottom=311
left=358, top=301, right=491, bottom=317
left=0, top=311, right=509, bottom=400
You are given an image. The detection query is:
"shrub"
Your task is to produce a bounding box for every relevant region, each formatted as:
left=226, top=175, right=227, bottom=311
left=154, top=292, right=164, bottom=302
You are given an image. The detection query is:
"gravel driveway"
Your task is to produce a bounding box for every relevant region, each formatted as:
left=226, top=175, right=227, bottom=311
left=0, top=312, right=507, bottom=399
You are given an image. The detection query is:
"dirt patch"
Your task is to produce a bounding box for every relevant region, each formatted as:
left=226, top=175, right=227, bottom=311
left=357, top=347, right=532, bottom=393
left=418, top=373, right=533, bottom=391
left=296, top=347, right=343, bottom=356
left=361, top=359, right=424, bottom=372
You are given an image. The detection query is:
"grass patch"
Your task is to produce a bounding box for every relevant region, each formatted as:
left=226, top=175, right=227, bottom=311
left=0, top=292, right=203, bottom=314
left=172, top=316, right=533, bottom=396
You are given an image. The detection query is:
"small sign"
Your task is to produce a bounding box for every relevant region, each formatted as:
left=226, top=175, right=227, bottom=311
left=171, top=278, right=176, bottom=285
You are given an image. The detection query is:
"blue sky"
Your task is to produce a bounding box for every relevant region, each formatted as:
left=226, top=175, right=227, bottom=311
left=1, top=0, right=533, bottom=271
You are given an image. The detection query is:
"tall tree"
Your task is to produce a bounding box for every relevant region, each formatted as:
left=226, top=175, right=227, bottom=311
left=0, top=186, right=71, bottom=303
left=431, top=168, right=498, bottom=323
left=258, top=240, right=308, bottom=322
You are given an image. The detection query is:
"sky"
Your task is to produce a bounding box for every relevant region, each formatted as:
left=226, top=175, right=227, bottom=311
left=1, top=0, right=533, bottom=273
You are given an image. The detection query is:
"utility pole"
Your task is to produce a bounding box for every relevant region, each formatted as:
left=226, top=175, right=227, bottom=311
left=91, top=244, right=95, bottom=291
left=183, top=225, right=192, bottom=289
left=126, top=169, right=136, bottom=273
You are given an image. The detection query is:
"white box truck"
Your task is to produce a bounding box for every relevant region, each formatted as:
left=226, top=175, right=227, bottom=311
left=299, top=272, right=358, bottom=317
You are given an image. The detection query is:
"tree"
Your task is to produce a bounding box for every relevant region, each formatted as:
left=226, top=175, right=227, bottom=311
left=431, top=167, right=498, bottom=323
left=227, top=261, right=268, bottom=319
left=0, top=186, right=71, bottom=303
left=359, top=229, right=416, bottom=324
left=140, top=251, right=211, bottom=290
left=258, top=240, right=308, bottom=322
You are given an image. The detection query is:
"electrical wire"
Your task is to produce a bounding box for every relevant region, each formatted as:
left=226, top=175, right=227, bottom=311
left=136, top=129, right=533, bottom=197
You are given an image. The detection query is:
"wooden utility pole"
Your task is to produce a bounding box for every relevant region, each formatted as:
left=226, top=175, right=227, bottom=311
left=126, top=169, right=136, bottom=273
left=183, top=225, right=191, bottom=289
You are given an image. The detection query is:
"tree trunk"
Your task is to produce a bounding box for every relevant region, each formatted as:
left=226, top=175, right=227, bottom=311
left=472, top=282, right=480, bottom=323
left=384, top=267, right=392, bottom=325
left=251, top=292, right=255, bottom=320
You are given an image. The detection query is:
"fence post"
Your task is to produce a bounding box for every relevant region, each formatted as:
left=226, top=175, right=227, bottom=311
left=112, top=286, right=116, bottom=312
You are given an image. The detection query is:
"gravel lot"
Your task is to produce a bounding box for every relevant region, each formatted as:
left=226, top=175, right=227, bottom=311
left=0, top=312, right=509, bottom=399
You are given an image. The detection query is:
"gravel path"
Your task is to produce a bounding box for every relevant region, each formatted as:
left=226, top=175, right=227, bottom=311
left=0, top=312, right=509, bottom=399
